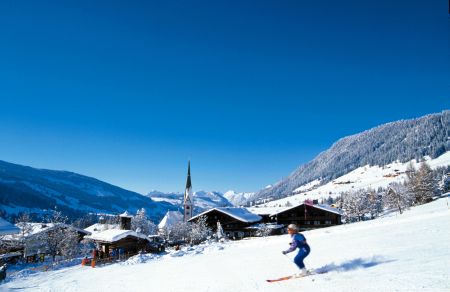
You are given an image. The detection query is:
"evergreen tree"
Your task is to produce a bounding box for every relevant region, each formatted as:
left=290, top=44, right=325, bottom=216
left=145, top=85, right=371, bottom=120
left=132, top=208, right=157, bottom=236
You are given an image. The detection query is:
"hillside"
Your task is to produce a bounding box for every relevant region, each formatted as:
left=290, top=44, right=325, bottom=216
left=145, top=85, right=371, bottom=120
left=147, top=190, right=233, bottom=212
left=262, top=151, right=450, bottom=208
left=252, top=110, right=449, bottom=204
left=0, top=160, right=176, bottom=222
left=4, top=196, right=449, bottom=291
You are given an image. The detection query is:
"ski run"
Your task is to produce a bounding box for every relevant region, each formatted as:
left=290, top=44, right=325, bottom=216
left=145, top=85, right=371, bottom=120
left=3, top=196, right=449, bottom=292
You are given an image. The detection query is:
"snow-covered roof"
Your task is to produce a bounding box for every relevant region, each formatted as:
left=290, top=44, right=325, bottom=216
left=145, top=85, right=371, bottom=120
left=0, top=217, right=20, bottom=235
left=189, top=207, right=262, bottom=223
left=158, top=211, right=184, bottom=229
left=3, top=222, right=90, bottom=240
left=84, top=223, right=119, bottom=234
left=119, top=211, right=133, bottom=218
left=85, top=229, right=148, bottom=243
left=269, top=203, right=343, bottom=216
left=246, top=206, right=289, bottom=216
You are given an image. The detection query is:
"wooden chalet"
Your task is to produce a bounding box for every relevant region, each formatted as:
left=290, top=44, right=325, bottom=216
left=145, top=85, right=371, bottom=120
left=84, top=211, right=150, bottom=259
left=262, top=203, right=343, bottom=231
left=0, top=222, right=91, bottom=263
left=188, top=207, right=262, bottom=239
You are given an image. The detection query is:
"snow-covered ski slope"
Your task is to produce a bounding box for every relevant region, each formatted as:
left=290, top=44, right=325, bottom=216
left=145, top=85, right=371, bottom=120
left=3, top=197, right=450, bottom=292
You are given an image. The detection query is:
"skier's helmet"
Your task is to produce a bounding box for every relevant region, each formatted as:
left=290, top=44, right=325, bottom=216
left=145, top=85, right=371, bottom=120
left=287, top=224, right=298, bottom=231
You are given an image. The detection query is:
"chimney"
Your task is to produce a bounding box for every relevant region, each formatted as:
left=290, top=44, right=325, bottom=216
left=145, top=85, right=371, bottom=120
left=119, top=211, right=133, bottom=230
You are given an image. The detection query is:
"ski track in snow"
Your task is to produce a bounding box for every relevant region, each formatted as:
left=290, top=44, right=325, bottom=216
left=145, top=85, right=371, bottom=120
left=2, top=198, right=450, bottom=292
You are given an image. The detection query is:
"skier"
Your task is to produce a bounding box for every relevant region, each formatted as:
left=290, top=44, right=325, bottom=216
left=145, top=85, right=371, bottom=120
left=282, top=224, right=310, bottom=276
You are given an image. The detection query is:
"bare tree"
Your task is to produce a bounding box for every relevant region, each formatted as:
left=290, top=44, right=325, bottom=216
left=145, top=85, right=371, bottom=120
left=189, top=216, right=211, bottom=244
left=384, top=182, right=412, bottom=214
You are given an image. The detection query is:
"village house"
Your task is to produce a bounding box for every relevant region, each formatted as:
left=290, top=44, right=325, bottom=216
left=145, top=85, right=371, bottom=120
left=1, top=222, right=90, bottom=264
left=84, top=211, right=159, bottom=260
left=188, top=207, right=262, bottom=239
left=249, top=202, right=343, bottom=231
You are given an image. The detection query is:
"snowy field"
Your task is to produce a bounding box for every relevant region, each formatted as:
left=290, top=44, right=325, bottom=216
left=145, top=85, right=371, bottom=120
left=2, top=197, right=450, bottom=292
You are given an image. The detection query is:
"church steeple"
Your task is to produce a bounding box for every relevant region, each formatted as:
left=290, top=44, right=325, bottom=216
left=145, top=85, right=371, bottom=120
left=183, top=160, right=194, bottom=222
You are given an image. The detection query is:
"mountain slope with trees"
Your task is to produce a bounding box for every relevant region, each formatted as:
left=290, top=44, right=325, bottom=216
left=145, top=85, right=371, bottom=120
left=252, top=110, right=449, bottom=204
left=0, top=160, right=175, bottom=222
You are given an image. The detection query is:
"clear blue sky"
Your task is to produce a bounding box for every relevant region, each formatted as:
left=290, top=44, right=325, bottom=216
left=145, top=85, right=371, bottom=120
left=0, top=0, right=448, bottom=194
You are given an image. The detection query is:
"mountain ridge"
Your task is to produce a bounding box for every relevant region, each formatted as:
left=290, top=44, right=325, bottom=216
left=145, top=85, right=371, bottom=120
left=0, top=160, right=176, bottom=222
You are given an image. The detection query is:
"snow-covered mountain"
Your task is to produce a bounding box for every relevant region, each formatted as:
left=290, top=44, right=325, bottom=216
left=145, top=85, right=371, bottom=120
left=147, top=190, right=234, bottom=213
left=223, top=190, right=255, bottom=206
left=0, top=160, right=176, bottom=222
left=252, top=110, right=449, bottom=204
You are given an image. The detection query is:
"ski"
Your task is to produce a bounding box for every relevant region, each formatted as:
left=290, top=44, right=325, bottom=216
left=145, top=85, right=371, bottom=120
left=266, top=271, right=315, bottom=282
left=266, top=272, right=315, bottom=283
left=266, top=275, right=294, bottom=282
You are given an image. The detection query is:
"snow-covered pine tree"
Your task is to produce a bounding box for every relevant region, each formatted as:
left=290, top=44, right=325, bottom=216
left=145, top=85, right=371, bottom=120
left=367, top=189, right=383, bottom=219
left=216, top=221, right=224, bottom=239
left=132, top=208, right=157, bottom=236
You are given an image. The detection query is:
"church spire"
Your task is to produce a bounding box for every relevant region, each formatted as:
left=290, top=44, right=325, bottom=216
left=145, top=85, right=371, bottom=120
left=184, top=160, right=193, bottom=222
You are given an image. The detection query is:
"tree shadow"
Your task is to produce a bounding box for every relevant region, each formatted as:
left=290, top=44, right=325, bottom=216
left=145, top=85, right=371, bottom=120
left=315, top=255, right=395, bottom=274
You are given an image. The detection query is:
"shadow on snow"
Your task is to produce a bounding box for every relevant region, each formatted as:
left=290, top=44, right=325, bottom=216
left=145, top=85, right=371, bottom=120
left=315, top=255, right=395, bottom=274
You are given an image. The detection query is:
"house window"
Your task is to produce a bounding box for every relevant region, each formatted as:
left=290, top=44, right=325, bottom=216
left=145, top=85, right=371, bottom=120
left=305, top=221, right=310, bottom=225
left=314, top=221, right=320, bottom=225
left=325, top=220, right=332, bottom=225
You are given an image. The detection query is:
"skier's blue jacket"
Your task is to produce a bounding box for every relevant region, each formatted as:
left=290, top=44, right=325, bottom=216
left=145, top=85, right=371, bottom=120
left=284, top=233, right=310, bottom=254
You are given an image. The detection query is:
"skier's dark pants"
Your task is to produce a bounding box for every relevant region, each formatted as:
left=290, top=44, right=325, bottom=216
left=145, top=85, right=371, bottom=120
left=294, top=246, right=310, bottom=269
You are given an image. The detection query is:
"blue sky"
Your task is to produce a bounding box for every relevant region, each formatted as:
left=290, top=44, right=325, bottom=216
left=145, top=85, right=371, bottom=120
left=0, top=0, right=448, bottom=194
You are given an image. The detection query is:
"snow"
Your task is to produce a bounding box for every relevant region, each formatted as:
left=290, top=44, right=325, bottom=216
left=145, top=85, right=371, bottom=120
left=3, top=198, right=450, bottom=291
left=0, top=217, right=19, bottom=235
left=4, top=223, right=90, bottom=241
left=84, top=223, right=119, bottom=234
left=190, top=207, right=262, bottom=223
left=268, top=151, right=450, bottom=208
left=84, top=229, right=148, bottom=243
left=158, top=211, right=183, bottom=229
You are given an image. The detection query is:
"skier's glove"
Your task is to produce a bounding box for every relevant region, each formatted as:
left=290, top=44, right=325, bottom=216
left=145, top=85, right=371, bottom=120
left=282, top=251, right=287, bottom=255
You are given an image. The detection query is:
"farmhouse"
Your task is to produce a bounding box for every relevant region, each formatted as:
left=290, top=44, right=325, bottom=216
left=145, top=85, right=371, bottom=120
left=188, top=207, right=262, bottom=239
left=84, top=211, right=152, bottom=259
left=1, top=223, right=90, bottom=263
left=262, top=202, right=343, bottom=230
